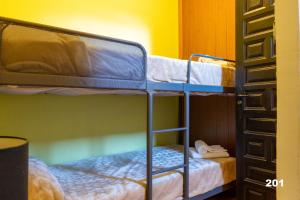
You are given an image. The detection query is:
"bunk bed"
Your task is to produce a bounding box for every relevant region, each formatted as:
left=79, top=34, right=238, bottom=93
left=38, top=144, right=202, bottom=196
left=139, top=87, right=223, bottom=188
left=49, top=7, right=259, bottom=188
left=0, top=17, right=236, bottom=200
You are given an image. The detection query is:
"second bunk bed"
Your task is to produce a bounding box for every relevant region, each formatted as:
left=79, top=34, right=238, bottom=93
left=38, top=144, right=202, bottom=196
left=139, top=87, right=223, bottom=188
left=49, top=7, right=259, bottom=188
left=0, top=17, right=236, bottom=200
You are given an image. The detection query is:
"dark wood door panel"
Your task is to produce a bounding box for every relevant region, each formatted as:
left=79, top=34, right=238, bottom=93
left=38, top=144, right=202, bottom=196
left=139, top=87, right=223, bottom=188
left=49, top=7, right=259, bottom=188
left=244, top=164, right=276, bottom=185
left=246, top=65, right=276, bottom=83
left=244, top=116, right=276, bottom=133
left=245, top=39, right=266, bottom=60
left=244, top=136, right=267, bottom=160
left=242, top=182, right=275, bottom=200
left=244, top=0, right=265, bottom=13
left=245, top=14, right=274, bottom=36
left=244, top=33, right=275, bottom=67
left=237, top=0, right=276, bottom=199
left=243, top=0, right=274, bottom=18
left=243, top=183, right=268, bottom=200
left=242, top=133, right=275, bottom=162
left=243, top=90, right=267, bottom=111
left=241, top=132, right=276, bottom=166
left=242, top=88, right=277, bottom=113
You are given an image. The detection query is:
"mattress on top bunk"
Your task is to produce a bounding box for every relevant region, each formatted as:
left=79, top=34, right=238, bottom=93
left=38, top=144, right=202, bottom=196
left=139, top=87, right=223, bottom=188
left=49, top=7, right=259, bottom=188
left=148, top=55, right=235, bottom=87
left=0, top=24, right=145, bottom=80
left=29, top=146, right=236, bottom=200
left=0, top=24, right=235, bottom=89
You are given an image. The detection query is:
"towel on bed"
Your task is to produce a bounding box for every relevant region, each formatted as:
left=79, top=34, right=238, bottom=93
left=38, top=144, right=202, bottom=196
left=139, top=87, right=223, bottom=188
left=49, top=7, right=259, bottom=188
left=195, top=140, right=228, bottom=154
left=189, top=147, right=230, bottom=159
left=208, top=145, right=227, bottom=153
left=192, top=140, right=229, bottom=159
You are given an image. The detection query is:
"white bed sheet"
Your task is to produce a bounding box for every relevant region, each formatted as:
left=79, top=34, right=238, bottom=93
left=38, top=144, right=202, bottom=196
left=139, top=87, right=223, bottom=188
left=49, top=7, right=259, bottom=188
left=147, top=55, right=224, bottom=85
left=48, top=146, right=236, bottom=200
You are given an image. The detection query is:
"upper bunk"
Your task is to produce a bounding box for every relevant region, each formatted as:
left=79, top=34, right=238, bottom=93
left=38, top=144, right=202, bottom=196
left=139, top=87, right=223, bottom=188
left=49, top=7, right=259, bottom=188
left=0, top=17, right=236, bottom=96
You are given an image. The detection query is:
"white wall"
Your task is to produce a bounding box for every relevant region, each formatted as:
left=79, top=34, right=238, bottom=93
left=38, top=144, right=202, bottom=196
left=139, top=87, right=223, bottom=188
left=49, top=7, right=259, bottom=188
left=276, top=0, right=300, bottom=199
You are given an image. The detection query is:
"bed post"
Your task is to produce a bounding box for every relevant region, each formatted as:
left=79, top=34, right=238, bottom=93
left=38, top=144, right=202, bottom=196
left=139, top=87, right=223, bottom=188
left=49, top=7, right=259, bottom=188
left=146, top=91, right=154, bottom=200
left=183, top=91, right=190, bottom=199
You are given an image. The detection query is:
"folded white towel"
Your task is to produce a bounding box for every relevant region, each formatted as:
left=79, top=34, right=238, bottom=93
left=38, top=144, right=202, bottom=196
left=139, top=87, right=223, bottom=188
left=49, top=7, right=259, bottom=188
left=207, top=145, right=227, bottom=153
left=189, top=147, right=230, bottom=159
left=195, top=140, right=228, bottom=153
left=195, top=140, right=210, bottom=154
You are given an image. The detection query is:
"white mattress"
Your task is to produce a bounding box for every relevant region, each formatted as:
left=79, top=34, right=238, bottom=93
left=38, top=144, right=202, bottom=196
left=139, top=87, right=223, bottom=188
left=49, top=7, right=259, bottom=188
left=47, top=146, right=236, bottom=200
left=148, top=55, right=224, bottom=85
left=1, top=25, right=145, bottom=81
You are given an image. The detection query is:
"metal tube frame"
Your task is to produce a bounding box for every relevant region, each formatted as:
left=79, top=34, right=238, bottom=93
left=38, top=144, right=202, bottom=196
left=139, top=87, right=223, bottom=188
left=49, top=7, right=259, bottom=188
left=146, top=90, right=190, bottom=200
left=146, top=91, right=154, bottom=200
left=183, top=91, right=190, bottom=199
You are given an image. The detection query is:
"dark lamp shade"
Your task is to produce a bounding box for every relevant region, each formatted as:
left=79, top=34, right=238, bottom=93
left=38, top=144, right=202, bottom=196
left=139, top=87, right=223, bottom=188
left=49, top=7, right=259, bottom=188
left=0, top=136, right=28, bottom=200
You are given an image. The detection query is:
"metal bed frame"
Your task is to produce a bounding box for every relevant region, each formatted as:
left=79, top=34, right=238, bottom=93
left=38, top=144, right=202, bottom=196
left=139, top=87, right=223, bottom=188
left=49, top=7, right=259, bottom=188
left=0, top=17, right=236, bottom=200
left=146, top=54, right=235, bottom=200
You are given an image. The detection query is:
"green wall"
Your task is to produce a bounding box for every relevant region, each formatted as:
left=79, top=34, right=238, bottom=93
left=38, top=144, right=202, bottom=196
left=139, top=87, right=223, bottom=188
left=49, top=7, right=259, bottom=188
left=0, top=94, right=178, bottom=164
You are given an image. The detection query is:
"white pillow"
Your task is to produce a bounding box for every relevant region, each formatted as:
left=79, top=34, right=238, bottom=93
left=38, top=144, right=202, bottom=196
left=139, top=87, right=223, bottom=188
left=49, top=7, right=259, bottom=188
left=29, top=157, right=64, bottom=200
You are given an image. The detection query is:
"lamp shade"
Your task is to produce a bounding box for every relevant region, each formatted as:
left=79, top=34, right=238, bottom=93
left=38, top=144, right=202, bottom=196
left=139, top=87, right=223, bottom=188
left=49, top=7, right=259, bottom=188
left=0, top=136, right=28, bottom=200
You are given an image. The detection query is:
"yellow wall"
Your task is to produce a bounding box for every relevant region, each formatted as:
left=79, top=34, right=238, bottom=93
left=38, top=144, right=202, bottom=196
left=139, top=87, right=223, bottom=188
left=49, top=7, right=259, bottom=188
left=0, top=0, right=179, bottom=57
left=0, top=0, right=180, bottom=164
left=276, top=0, right=300, bottom=199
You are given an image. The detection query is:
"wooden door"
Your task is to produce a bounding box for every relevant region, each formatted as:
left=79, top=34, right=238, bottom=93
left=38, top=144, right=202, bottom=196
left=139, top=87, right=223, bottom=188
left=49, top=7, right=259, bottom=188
left=236, top=0, right=276, bottom=199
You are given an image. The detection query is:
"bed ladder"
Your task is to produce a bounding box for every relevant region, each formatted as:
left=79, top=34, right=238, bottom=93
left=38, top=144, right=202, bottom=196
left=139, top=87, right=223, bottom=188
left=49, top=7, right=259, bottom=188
left=146, top=91, right=190, bottom=200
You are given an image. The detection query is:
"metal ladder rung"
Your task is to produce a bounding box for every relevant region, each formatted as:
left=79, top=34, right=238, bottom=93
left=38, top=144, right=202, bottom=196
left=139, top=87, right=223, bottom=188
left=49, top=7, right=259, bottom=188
left=152, top=164, right=186, bottom=175
left=153, top=127, right=187, bottom=134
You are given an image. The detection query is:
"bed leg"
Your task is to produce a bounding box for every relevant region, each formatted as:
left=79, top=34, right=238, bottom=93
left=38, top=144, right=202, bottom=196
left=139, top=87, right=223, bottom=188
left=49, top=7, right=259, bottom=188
left=146, top=91, right=154, bottom=200
left=183, top=91, right=190, bottom=200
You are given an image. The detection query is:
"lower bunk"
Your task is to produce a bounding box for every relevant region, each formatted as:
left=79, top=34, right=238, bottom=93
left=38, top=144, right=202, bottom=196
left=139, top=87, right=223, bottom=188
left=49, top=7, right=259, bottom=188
left=29, top=145, right=236, bottom=200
